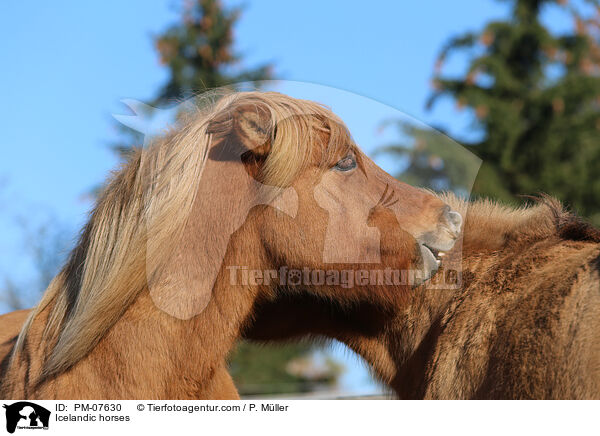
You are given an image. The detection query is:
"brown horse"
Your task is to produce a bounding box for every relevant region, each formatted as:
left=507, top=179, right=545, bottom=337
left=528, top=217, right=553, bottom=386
left=246, top=194, right=600, bottom=399
left=0, top=91, right=461, bottom=399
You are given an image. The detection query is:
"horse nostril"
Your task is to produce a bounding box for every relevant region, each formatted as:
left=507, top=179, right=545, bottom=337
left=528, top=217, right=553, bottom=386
left=444, top=209, right=463, bottom=234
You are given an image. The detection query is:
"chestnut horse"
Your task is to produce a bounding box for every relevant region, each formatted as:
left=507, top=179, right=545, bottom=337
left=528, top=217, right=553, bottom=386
left=0, top=91, right=461, bottom=399
left=246, top=194, right=600, bottom=399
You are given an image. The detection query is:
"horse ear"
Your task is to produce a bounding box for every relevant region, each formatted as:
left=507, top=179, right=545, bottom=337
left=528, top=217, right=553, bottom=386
left=208, top=103, right=274, bottom=182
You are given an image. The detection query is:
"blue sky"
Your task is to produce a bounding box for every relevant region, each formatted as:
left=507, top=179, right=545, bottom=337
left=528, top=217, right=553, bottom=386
left=0, top=1, right=514, bottom=227
left=0, top=0, right=577, bottom=392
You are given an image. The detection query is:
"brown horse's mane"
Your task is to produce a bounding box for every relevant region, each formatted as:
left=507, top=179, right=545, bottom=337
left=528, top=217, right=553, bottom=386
left=438, top=192, right=600, bottom=254
left=12, top=91, right=353, bottom=380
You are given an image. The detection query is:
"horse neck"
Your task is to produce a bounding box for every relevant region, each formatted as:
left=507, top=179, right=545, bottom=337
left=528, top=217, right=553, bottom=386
left=14, top=270, right=255, bottom=399
left=341, top=208, right=530, bottom=396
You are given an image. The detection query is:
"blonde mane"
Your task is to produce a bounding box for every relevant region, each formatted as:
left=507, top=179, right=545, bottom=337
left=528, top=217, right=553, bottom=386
left=13, top=91, right=352, bottom=379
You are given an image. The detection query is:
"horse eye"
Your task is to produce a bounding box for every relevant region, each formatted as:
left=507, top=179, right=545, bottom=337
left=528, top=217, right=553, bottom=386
left=334, top=155, right=357, bottom=172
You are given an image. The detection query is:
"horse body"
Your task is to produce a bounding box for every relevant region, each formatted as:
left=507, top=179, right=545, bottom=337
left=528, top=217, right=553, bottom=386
left=245, top=195, right=600, bottom=399
left=385, top=196, right=600, bottom=399
left=0, top=91, right=459, bottom=399
left=418, top=240, right=600, bottom=399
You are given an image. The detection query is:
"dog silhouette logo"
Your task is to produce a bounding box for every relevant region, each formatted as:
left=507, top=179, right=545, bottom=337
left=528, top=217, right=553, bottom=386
left=2, top=402, right=50, bottom=433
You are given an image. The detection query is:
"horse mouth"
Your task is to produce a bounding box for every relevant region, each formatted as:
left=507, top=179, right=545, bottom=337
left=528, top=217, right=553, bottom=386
left=416, top=243, right=447, bottom=285
left=422, top=243, right=446, bottom=263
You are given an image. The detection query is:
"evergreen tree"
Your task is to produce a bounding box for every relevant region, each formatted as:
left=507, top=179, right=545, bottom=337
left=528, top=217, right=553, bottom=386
left=229, top=343, right=342, bottom=396
left=387, top=0, right=600, bottom=224
left=112, top=0, right=273, bottom=156
left=154, top=0, right=273, bottom=105
left=374, top=120, right=481, bottom=196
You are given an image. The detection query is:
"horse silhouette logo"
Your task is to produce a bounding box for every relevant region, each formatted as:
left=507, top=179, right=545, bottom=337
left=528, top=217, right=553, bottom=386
left=2, top=402, right=50, bottom=433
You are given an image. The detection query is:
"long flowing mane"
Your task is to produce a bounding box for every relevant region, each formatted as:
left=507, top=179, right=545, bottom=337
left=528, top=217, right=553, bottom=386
left=12, top=91, right=351, bottom=379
